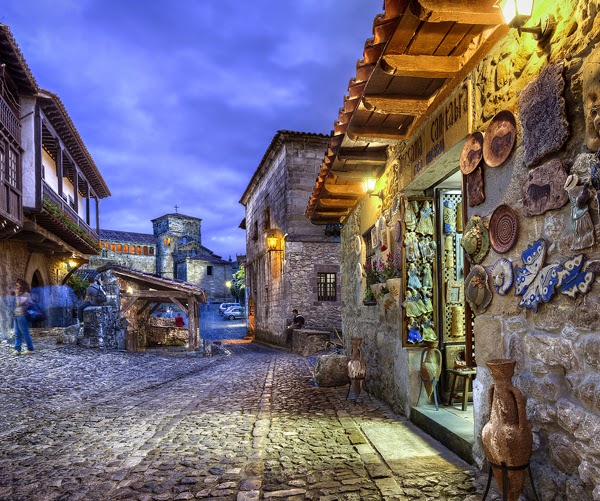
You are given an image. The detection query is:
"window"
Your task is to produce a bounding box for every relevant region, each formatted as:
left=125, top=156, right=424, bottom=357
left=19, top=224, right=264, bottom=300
left=130, top=246, right=136, bottom=254
left=252, top=221, right=258, bottom=241
left=124, top=245, right=129, bottom=254
left=137, top=246, right=142, bottom=254
left=317, top=273, right=337, bottom=302
left=143, top=246, right=148, bottom=255
left=110, top=243, right=116, bottom=252
left=264, top=207, right=270, bottom=230
left=149, top=247, right=155, bottom=255
left=363, top=226, right=376, bottom=266
left=207, top=266, right=213, bottom=276
left=117, top=244, right=122, bottom=253
left=7, top=149, right=17, bottom=188
left=0, top=146, right=4, bottom=182
left=164, top=237, right=171, bottom=246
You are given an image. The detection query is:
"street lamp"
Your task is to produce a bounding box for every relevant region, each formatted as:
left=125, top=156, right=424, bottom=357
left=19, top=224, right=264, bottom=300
left=500, top=0, right=554, bottom=42
left=266, top=229, right=282, bottom=252
left=363, top=177, right=384, bottom=202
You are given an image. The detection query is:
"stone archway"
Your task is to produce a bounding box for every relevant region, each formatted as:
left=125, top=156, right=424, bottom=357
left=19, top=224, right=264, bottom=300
left=24, top=253, right=50, bottom=287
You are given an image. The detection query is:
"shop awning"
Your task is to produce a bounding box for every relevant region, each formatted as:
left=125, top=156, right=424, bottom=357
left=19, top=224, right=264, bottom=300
left=306, top=0, right=508, bottom=224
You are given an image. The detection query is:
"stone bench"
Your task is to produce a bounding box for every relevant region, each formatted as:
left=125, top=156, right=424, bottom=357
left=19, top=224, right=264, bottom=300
left=291, top=329, right=331, bottom=357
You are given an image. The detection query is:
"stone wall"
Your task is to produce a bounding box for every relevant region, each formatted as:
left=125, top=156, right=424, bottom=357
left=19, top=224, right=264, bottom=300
left=243, top=132, right=340, bottom=347
left=467, top=2, right=600, bottom=497
left=185, top=259, right=234, bottom=302
left=0, top=241, right=27, bottom=340
left=90, top=250, right=156, bottom=274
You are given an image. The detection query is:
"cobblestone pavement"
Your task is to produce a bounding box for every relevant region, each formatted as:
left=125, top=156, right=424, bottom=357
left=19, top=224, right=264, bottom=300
left=0, top=336, right=499, bottom=500
left=199, top=306, right=247, bottom=342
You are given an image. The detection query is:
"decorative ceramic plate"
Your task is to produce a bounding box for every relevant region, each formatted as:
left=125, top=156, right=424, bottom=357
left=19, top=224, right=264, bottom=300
left=356, top=262, right=363, bottom=279
left=370, top=226, right=377, bottom=247
left=460, top=132, right=484, bottom=175
left=377, top=216, right=387, bottom=247
left=489, top=204, right=518, bottom=254
left=483, top=110, right=517, bottom=168
left=354, top=235, right=362, bottom=256
left=490, top=258, right=514, bottom=296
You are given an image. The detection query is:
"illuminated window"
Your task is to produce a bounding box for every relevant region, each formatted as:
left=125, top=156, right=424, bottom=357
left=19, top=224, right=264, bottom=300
left=110, top=244, right=116, bottom=252
left=124, top=245, right=129, bottom=253
left=143, top=246, right=148, bottom=255
left=317, top=273, right=337, bottom=302
left=117, top=244, right=122, bottom=253
left=137, top=246, right=142, bottom=254
left=149, top=247, right=155, bottom=255
left=164, top=237, right=171, bottom=246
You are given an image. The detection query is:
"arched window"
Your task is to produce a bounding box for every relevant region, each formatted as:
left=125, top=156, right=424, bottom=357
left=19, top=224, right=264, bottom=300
left=117, top=244, right=123, bottom=253
left=110, top=243, right=116, bottom=252
left=130, top=246, right=136, bottom=254
left=143, top=246, right=148, bottom=255
left=124, top=245, right=129, bottom=254
left=164, top=237, right=171, bottom=246
left=137, top=246, right=142, bottom=254
left=149, top=247, right=155, bottom=255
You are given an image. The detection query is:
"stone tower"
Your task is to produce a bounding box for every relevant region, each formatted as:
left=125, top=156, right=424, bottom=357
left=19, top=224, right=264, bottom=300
left=152, top=213, right=202, bottom=279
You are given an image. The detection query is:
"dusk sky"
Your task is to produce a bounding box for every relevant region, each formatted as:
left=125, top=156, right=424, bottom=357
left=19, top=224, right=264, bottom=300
left=3, top=1, right=380, bottom=261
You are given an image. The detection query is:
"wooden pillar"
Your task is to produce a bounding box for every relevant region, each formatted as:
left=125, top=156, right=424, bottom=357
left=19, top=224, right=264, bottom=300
left=73, top=169, right=79, bottom=213
left=187, top=295, right=196, bottom=350
left=85, top=182, right=91, bottom=225
left=55, top=138, right=63, bottom=198
left=34, top=106, right=42, bottom=211
left=95, top=197, right=100, bottom=233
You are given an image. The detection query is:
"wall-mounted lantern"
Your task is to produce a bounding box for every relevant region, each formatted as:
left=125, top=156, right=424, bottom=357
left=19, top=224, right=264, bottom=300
left=500, top=0, right=554, bottom=42
left=266, top=229, right=282, bottom=252
left=363, top=177, right=384, bottom=202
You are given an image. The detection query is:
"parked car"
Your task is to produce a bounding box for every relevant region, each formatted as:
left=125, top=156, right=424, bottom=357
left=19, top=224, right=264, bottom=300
left=222, top=306, right=246, bottom=320
left=219, top=302, right=241, bottom=315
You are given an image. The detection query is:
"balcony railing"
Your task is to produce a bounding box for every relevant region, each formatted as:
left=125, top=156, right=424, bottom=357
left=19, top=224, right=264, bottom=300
left=0, top=94, right=21, bottom=143
left=42, top=182, right=98, bottom=239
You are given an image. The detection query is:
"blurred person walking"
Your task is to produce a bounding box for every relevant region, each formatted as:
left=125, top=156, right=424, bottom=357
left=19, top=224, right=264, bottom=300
left=13, top=279, right=34, bottom=355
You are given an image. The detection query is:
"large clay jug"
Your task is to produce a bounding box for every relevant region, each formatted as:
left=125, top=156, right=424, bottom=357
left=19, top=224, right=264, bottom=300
left=481, top=359, right=532, bottom=501
left=419, top=340, right=441, bottom=399
left=348, top=338, right=366, bottom=400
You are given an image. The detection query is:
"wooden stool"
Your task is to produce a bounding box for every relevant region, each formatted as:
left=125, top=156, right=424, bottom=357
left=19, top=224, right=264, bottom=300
left=447, top=368, right=477, bottom=411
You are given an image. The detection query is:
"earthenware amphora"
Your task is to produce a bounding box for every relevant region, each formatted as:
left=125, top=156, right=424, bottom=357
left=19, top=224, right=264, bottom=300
left=481, top=359, right=532, bottom=501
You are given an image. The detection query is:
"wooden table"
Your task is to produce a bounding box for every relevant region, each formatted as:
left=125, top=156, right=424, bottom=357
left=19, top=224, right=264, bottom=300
left=447, top=368, right=477, bottom=411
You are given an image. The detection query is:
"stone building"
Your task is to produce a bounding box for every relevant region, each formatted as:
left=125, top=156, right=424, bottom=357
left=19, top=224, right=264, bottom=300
left=240, top=130, right=342, bottom=345
left=91, top=213, right=236, bottom=301
left=0, top=24, right=110, bottom=334
left=306, top=1, right=600, bottom=498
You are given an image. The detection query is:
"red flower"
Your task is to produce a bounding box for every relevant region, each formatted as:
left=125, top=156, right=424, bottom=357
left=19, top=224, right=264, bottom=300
left=381, top=244, right=387, bottom=252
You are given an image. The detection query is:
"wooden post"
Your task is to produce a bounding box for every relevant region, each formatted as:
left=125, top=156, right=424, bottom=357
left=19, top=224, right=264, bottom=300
left=187, top=294, right=196, bottom=350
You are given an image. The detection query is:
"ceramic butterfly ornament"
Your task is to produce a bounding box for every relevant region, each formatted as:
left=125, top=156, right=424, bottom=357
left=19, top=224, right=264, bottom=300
left=515, top=240, right=560, bottom=312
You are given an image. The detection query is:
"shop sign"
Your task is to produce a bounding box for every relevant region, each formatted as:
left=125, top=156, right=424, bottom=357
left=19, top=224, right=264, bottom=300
left=400, top=81, right=471, bottom=178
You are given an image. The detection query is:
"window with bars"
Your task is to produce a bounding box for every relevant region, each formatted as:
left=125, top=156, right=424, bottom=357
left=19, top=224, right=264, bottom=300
left=0, top=146, right=4, bottom=182
left=7, top=148, right=17, bottom=188
left=317, top=272, right=337, bottom=302
left=363, top=226, right=376, bottom=265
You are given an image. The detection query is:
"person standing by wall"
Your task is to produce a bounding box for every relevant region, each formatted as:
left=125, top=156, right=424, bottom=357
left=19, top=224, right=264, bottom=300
left=13, top=279, right=34, bottom=355
left=78, top=277, right=105, bottom=322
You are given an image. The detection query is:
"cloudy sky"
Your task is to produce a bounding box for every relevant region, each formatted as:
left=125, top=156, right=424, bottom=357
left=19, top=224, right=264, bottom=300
left=3, top=0, right=380, bottom=260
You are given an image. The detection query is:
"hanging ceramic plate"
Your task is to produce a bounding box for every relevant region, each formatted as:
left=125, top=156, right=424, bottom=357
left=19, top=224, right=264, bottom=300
left=489, top=204, right=518, bottom=254
left=460, top=132, right=484, bottom=175
left=356, top=262, right=363, bottom=279
left=370, top=226, right=378, bottom=247
left=483, top=110, right=517, bottom=168
left=354, top=235, right=362, bottom=256
left=490, top=258, right=514, bottom=296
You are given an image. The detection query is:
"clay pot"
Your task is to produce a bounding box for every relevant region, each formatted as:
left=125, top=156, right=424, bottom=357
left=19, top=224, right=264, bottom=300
left=481, top=359, right=533, bottom=501
left=419, top=341, right=441, bottom=399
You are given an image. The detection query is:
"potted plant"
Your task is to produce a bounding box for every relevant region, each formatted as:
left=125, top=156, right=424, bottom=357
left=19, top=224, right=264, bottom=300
left=362, top=262, right=379, bottom=305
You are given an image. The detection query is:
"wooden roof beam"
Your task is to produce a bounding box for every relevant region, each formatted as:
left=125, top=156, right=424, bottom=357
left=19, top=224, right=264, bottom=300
left=322, top=181, right=364, bottom=197
left=317, top=198, right=358, bottom=209
left=409, top=0, right=504, bottom=25
left=381, top=54, right=461, bottom=78
left=347, top=125, right=410, bottom=141
left=337, top=147, right=387, bottom=163
left=363, top=94, right=431, bottom=115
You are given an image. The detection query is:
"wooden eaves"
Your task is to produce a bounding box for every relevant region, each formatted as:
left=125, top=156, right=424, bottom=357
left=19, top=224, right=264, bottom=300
left=306, top=0, right=509, bottom=225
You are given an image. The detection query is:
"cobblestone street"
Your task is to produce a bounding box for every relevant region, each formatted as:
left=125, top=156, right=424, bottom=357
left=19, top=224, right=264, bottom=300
left=0, top=332, right=494, bottom=501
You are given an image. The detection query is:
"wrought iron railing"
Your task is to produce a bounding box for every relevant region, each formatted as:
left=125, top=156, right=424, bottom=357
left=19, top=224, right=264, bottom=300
left=0, top=94, right=21, bottom=143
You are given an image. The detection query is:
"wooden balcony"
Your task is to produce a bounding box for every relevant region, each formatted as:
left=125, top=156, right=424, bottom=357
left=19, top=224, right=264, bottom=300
left=21, top=181, right=100, bottom=255
left=0, top=93, right=21, bottom=143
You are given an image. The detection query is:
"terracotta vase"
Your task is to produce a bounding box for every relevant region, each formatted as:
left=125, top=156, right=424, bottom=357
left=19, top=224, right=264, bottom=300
left=419, top=340, right=441, bottom=399
left=348, top=338, right=366, bottom=400
left=481, top=359, right=533, bottom=501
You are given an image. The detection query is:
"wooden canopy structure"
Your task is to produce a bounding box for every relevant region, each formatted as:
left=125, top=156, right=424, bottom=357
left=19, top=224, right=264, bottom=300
left=97, top=264, right=207, bottom=350
left=306, top=0, right=509, bottom=224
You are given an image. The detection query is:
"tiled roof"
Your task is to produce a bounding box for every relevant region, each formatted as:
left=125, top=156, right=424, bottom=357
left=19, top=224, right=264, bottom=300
left=186, top=245, right=231, bottom=265
left=0, top=24, right=38, bottom=94
left=100, top=229, right=157, bottom=245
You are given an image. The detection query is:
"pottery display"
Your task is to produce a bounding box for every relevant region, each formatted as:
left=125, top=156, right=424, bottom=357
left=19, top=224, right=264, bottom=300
left=462, top=215, right=490, bottom=264
left=489, top=205, right=518, bottom=254
left=564, top=174, right=595, bottom=250
left=347, top=338, right=366, bottom=401
left=460, top=131, right=484, bottom=174
left=465, top=264, right=492, bottom=315
left=482, top=359, right=532, bottom=501
left=420, top=341, right=442, bottom=399
left=483, top=110, right=517, bottom=168
left=491, top=258, right=514, bottom=296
